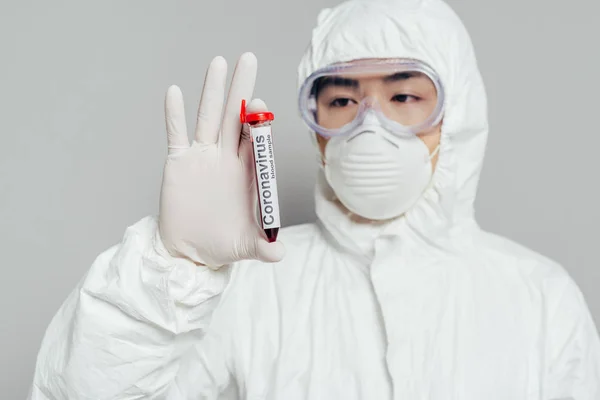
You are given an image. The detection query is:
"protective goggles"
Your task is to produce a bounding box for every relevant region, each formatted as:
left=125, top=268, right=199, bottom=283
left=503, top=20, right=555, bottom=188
left=298, top=59, right=445, bottom=138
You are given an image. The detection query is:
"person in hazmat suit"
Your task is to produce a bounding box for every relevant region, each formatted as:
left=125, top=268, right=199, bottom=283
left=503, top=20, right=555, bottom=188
left=30, top=0, right=600, bottom=398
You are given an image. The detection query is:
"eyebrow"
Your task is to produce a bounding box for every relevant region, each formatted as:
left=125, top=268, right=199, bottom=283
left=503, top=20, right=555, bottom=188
left=311, top=76, right=359, bottom=97
left=383, top=71, right=422, bottom=82
left=312, top=71, right=425, bottom=98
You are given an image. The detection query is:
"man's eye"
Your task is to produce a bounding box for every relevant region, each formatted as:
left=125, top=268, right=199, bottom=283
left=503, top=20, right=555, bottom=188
left=392, top=94, right=419, bottom=103
left=329, top=98, right=355, bottom=107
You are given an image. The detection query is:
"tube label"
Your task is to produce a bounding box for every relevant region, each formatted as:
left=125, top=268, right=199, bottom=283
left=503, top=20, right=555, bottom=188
left=251, top=125, right=281, bottom=229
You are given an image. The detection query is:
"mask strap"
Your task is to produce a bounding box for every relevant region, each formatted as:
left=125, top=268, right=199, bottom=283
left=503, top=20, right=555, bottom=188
left=317, top=152, right=326, bottom=166
left=428, top=144, right=441, bottom=161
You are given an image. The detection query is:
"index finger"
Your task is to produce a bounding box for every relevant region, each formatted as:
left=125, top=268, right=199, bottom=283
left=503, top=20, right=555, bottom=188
left=219, top=52, right=258, bottom=154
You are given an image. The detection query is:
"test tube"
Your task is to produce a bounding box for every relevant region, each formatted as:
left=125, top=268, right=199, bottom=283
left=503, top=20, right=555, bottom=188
left=240, top=99, right=281, bottom=243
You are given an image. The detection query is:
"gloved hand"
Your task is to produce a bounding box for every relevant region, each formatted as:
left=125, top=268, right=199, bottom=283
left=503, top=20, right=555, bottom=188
left=158, top=52, right=285, bottom=268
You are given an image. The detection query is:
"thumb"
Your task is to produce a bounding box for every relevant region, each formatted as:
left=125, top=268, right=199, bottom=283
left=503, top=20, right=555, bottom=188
left=239, top=98, right=269, bottom=158
left=240, top=98, right=268, bottom=148
left=246, top=98, right=268, bottom=113
left=253, top=238, right=285, bottom=263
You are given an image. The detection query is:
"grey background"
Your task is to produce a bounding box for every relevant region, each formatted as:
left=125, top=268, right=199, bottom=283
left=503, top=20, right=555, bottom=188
left=1, top=0, right=598, bottom=397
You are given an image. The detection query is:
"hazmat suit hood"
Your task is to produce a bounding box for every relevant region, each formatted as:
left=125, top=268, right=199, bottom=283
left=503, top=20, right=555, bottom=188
left=298, top=0, right=488, bottom=257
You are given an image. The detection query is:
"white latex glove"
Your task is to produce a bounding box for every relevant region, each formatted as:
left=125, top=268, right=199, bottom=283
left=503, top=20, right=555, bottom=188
left=158, top=53, right=285, bottom=268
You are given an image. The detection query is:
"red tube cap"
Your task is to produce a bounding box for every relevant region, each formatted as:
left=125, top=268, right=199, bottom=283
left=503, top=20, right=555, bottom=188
left=240, top=99, right=275, bottom=124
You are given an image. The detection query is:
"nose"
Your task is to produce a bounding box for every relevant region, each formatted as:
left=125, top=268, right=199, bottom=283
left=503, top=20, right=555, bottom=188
left=359, top=96, right=385, bottom=122
left=362, top=96, right=378, bottom=109
left=363, top=110, right=379, bottom=125
left=362, top=95, right=386, bottom=115
left=360, top=101, right=383, bottom=127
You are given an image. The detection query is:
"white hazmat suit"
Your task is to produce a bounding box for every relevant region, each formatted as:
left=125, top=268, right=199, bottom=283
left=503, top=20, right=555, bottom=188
left=30, top=0, right=600, bottom=399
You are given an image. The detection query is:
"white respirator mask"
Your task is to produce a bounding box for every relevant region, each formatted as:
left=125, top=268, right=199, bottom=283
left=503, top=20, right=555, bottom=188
left=322, top=111, right=439, bottom=221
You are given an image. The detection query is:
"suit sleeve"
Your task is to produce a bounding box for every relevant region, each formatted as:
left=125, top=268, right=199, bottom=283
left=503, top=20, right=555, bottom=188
left=29, top=216, right=236, bottom=400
